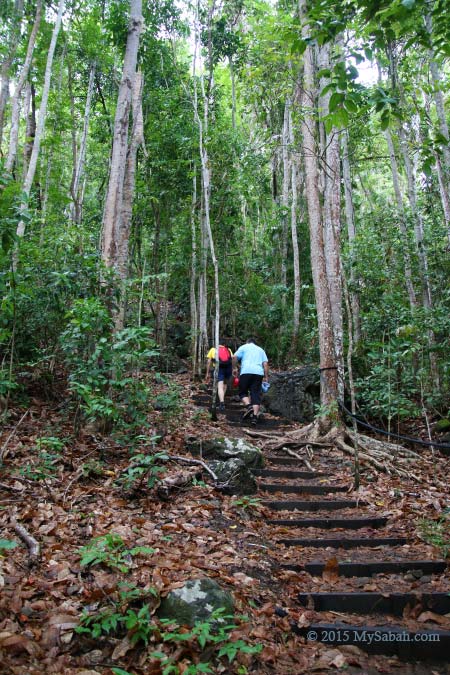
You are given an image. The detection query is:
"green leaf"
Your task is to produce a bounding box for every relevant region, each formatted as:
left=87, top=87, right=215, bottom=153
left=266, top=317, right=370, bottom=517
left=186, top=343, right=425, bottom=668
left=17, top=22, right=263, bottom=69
left=343, top=97, right=358, bottom=113
left=380, top=112, right=390, bottom=130
left=0, top=539, right=17, bottom=550
left=329, top=92, right=345, bottom=112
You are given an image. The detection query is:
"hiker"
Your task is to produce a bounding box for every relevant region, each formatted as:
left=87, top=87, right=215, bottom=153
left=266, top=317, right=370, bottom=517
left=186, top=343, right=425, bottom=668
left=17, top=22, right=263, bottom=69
left=205, top=342, right=233, bottom=412
left=232, top=338, right=269, bottom=424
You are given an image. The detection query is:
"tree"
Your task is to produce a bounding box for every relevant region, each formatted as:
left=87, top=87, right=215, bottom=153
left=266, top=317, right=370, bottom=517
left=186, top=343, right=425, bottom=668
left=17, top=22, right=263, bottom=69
left=100, top=0, right=143, bottom=328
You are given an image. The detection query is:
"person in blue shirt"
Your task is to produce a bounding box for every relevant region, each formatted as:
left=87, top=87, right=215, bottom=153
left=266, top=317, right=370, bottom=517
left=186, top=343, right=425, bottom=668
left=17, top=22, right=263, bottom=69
left=232, top=338, right=269, bottom=424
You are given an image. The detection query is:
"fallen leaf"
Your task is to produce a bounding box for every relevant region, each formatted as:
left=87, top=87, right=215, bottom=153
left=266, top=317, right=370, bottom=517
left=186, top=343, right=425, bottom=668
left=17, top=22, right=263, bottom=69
left=417, top=611, right=450, bottom=627
left=322, top=556, right=339, bottom=582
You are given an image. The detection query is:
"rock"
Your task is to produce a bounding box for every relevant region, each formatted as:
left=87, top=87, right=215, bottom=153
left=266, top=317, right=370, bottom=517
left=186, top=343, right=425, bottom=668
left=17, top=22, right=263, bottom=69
left=157, top=578, right=234, bottom=627
left=80, top=650, right=103, bottom=665
left=420, top=575, right=432, bottom=583
left=434, top=418, right=450, bottom=432
left=186, top=436, right=263, bottom=468
left=262, top=366, right=320, bottom=422
left=208, top=458, right=257, bottom=495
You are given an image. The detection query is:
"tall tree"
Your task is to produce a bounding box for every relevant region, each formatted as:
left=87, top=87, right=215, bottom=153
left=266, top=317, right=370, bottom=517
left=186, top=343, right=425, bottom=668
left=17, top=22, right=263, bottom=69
left=100, top=0, right=143, bottom=320
left=298, top=0, right=338, bottom=414
left=16, top=0, right=65, bottom=241
left=5, top=0, right=43, bottom=174
left=0, top=0, right=25, bottom=148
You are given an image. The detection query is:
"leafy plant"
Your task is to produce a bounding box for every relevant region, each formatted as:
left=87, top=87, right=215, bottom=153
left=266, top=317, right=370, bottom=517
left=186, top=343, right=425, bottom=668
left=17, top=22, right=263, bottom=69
left=17, top=436, right=64, bottom=481
left=152, top=377, right=183, bottom=418
left=231, top=496, right=261, bottom=511
left=155, top=610, right=262, bottom=673
left=418, top=510, right=450, bottom=558
left=81, top=458, right=105, bottom=478
left=77, top=598, right=261, bottom=673
left=60, top=299, right=158, bottom=430
left=79, top=533, right=155, bottom=572
left=116, top=451, right=168, bottom=492
left=0, top=539, right=17, bottom=552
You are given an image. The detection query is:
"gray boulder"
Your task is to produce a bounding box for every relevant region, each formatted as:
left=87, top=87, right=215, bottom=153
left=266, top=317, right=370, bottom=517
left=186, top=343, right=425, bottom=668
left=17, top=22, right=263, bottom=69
left=262, top=366, right=320, bottom=422
left=208, top=458, right=257, bottom=495
left=186, top=436, right=263, bottom=469
left=157, top=578, right=234, bottom=627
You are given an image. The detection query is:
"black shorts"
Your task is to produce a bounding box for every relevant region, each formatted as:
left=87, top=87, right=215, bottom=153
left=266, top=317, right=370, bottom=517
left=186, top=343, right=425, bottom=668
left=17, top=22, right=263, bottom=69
left=238, top=373, right=263, bottom=405
left=218, top=364, right=232, bottom=382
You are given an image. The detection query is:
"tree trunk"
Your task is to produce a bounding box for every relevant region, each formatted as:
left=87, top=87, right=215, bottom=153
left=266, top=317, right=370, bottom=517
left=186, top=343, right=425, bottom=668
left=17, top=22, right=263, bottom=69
left=298, top=0, right=338, bottom=413
left=190, top=165, right=199, bottom=377
left=194, top=0, right=220, bottom=415
left=318, top=41, right=344, bottom=399
left=114, top=71, right=144, bottom=330
left=16, top=0, right=65, bottom=241
left=100, top=0, right=143, bottom=270
left=281, top=97, right=291, bottom=296
left=341, top=128, right=361, bottom=344
left=5, top=0, right=42, bottom=174
left=424, top=13, right=450, bottom=179
left=398, top=119, right=439, bottom=389
left=290, top=155, right=301, bottom=351
left=70, top=62, right=96, bottom=224
left=22, top=83, right=32, bottom=176
left=384, top=128, right=418, bottom=310
left=229, top=57, right=236, bottom=131
left=0, top=0, right=25, bottom=149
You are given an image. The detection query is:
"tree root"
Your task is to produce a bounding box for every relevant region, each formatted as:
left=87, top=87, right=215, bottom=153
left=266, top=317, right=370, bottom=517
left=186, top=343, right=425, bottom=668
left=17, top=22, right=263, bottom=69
left=246, top=420, right=424, bottom=480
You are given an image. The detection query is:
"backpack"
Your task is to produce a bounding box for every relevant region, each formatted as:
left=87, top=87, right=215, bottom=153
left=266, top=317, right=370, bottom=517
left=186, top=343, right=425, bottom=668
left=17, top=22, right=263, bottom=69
left=218, top=346, right=231, bottom=365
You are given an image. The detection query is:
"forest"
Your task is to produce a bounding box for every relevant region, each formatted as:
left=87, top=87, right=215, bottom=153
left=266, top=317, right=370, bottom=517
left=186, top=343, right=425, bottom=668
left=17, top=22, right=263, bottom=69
left=0, top=0, right=449, bottom=674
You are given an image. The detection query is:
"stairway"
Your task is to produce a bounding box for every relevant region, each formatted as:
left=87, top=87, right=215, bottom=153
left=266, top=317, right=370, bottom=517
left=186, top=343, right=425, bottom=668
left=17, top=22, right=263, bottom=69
left=252, top=456, right=450, bottom=663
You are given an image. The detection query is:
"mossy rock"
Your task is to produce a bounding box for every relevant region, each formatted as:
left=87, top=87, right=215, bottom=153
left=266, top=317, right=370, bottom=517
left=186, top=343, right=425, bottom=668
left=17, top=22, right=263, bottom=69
left=157, top=578, right=234, bottom=627
left=186, top=436, right=263, bottom=468
left=208, top=458, right=258, bottom=495
left=435, top=418, right=450, bottom=432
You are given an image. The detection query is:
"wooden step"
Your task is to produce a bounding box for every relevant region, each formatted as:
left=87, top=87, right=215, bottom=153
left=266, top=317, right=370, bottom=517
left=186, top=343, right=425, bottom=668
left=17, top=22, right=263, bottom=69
left=264, top=499, right=364, bottom=511
left=297, top=592, right=450, bottom=615
left=278, top=536, right=408, bottom=548
left=253, top=468, right=328, bottom=479
left=282, top=560, right=448, bottom=577
left=266, top=457, right=313, bottom=466
left=292, top=622, right=450, bottom=660
left=268, top=516, right=388, bottom=529
left=260, top=482, right=348, bottom=494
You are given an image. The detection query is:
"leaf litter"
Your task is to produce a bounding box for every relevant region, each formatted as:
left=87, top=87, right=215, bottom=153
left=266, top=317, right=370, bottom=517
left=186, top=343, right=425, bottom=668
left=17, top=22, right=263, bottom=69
left=0, top=373, right=449, bottom=674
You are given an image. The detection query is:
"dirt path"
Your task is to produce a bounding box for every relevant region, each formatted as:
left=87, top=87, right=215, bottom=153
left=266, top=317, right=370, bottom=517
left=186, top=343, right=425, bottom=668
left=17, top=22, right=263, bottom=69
left=0, top=376, right=448, bottom=674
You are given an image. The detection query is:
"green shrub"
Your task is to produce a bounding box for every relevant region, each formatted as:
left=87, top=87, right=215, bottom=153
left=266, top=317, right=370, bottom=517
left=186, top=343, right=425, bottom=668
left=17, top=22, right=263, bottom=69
left=60, top=298, right=158, bottom=430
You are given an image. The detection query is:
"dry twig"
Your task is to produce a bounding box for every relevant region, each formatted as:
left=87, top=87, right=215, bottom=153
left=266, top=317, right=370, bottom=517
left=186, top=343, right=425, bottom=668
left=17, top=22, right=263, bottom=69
left=11, top=518, right=40, bottom=560
left=167, top=454, right=218, bottom=481
left=0, top=409, right=30, bottom=462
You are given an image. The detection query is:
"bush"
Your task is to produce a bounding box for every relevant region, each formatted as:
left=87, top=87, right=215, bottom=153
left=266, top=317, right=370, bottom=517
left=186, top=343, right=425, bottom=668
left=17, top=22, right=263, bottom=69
left=60, top=298, right=158, bottom=430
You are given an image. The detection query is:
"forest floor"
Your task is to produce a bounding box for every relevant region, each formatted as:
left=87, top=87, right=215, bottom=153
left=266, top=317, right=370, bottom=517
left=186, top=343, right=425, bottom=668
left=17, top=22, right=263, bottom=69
left=0, top=372, right=449, bottom=675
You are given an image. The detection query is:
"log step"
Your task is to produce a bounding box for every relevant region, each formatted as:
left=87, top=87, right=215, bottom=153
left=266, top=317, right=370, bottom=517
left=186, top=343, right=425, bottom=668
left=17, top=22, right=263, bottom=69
left=268, top=516, right=388, bottom=529
left=282, top=560, right=448, bottom=577
left=260, top=483, right=348, bottom=494
left=253, top=469, right=328, bottom=479
left=266, top=457, right=313, bottom=466
left=292, top=622, right=450, bottom=660
left=278, top=537, right=408, bottom=548
left=264, top=499, right=364, bottom=511
left=297, top=592, right=450, bottom=615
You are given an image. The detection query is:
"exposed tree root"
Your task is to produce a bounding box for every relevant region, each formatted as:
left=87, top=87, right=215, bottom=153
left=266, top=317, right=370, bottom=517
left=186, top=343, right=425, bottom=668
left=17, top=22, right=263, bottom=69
left=248, top=420, right=424, bottom=480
